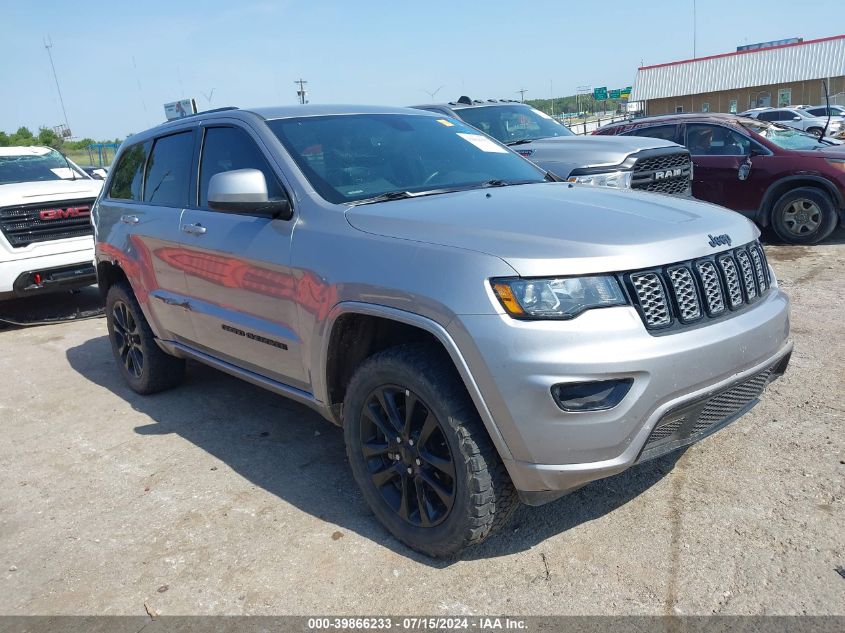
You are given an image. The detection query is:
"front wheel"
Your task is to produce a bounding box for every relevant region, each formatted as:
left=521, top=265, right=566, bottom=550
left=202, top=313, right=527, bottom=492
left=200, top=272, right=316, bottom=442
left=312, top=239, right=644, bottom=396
left=770, top=187, right=838, bottom=245
left=807, top=127, right=824, bottom=138
left=343, top=345, right=517, bottom=557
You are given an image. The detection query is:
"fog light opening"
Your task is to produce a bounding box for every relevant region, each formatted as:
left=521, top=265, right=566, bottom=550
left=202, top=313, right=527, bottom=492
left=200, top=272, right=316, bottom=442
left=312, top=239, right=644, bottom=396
left=551, top=378, right=633, bottom=412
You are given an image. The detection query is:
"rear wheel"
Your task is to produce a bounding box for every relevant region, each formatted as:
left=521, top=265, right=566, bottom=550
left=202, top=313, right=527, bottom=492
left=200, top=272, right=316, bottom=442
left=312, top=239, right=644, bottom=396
left=343, top=344, right=517, bottom=557
left=770, top=187, right=838, bottom=245
left=105, top=282, right=185, bottom=394
left=807, top=127, right=824, bottom=138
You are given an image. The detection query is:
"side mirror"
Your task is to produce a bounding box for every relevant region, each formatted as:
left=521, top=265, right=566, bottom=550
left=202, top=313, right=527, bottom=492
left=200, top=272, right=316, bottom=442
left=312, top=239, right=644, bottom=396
left=793, top=116, right=802, bottom=121
left=207, top=169, right=292, bottom=220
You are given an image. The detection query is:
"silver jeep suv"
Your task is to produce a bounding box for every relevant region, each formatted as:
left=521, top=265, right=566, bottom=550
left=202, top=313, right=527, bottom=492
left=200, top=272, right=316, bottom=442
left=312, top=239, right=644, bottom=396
left=92, top=105, right=792, bottom=557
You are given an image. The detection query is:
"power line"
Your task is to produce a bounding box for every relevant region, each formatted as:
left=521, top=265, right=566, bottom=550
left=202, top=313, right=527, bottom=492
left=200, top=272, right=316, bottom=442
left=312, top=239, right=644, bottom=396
left=294, top=78, right=309, bottom=104
left=43, top=36, right=71, bottom=137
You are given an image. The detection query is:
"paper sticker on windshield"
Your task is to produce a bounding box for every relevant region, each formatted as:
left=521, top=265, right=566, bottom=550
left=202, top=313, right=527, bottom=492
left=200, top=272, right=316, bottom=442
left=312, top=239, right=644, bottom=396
left=436, top=119, right=455, bottom=127
left=456, top=133, right=508, bottom=153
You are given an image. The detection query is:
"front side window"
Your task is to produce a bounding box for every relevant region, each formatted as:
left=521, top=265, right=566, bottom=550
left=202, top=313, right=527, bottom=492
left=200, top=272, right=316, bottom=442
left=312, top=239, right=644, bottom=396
left=109, top=142, right=149, bottom=200
left=144, top=131, right=194, bottom=207
left=686, top=124, right=751, bottom=156
left=267, top=113, right=546, bottom=204
left=0, top=147, right=85, bottom=185
left=199, top=127, right=285, bottom=207
left=756, top=111, right=779, bottom=122
left=454, top=105, right=574, bottom=144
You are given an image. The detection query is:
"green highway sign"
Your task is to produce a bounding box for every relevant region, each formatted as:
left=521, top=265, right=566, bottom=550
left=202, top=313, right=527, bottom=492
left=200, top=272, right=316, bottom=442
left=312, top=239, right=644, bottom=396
left=593, top=87, right=608, bottom=101
left=609, top=89, right=621, bottom=99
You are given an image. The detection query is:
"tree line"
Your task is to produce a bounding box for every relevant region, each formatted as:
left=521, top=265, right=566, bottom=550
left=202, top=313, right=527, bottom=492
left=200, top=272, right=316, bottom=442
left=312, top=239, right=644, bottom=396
left=0, top=126, right=122, bottom=150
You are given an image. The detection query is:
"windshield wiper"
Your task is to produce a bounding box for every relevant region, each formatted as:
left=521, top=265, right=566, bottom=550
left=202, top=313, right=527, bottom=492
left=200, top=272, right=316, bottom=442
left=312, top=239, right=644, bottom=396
left=349, top=189, right=458, bottom=206
left=505, top=138, right=536, bottom=146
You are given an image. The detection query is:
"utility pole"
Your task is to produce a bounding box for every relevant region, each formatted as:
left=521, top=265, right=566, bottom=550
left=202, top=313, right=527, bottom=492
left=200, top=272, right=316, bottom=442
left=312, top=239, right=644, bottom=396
left=294, top=78, right=309, bottom=104
left=516, top=88, right=527, bottom=103
left=44, top=37, right=71, bottom=137
left=693, top=0, right=697, bottom=59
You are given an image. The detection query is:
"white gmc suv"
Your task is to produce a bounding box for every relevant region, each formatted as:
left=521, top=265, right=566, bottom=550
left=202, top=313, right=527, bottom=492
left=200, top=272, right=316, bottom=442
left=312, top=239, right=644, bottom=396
left=0, top=146, right=102, bottom=300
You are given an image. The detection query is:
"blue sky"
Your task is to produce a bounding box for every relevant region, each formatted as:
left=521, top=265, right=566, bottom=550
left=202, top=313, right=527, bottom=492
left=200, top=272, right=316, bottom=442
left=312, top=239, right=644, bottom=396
left=2, top=0, right=842, bottom=139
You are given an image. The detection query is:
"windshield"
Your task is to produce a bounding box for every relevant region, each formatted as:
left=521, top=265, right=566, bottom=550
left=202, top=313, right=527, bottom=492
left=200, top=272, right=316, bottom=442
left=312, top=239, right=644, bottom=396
left=0, top=148, right=84, bottom=185
left=455, top=105, right=574, bottom=144
left=267, top=113, right=546, bottom=204
left=739, top=119, right=829, bottom=151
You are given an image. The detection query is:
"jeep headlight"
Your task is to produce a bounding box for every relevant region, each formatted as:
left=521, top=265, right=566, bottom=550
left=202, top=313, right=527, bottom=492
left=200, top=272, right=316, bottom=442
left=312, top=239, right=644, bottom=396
left=566, top=170, right=633, bottom=189
left=491, top=276, right=627, bottom=319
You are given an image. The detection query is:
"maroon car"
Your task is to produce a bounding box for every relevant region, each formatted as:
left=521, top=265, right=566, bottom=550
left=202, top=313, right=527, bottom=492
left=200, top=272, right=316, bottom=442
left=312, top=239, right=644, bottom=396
left=595, top=113, right=845, bottom=244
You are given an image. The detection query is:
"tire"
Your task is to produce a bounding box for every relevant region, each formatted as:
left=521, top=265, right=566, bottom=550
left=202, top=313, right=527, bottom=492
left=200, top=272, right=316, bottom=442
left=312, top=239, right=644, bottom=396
left=105, top=281, right=185, bottom=394
left=807, top=127, right=824, bottom=138
left=343, top=344, right=518, bottom=557
left=770, top=187, right=839, bottom=245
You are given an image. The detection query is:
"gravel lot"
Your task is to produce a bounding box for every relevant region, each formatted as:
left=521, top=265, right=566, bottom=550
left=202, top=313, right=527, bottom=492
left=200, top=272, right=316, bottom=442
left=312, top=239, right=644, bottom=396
left=1, top=230, right=843, bottom=616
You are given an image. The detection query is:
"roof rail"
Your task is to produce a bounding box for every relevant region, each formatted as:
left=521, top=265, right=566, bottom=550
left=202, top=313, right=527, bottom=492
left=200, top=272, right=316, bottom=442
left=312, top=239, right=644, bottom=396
left=169, top=106, right=239, bottom=122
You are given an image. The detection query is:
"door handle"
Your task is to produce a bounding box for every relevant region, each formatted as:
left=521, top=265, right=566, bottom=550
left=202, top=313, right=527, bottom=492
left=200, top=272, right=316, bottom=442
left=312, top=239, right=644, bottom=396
left=120, top=214, right=140, bottom=225
left=181, top=223, right=207, bottom=235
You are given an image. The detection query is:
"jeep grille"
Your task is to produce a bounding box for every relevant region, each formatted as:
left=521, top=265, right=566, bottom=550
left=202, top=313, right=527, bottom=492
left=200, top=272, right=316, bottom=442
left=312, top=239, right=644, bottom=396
left=0, top=199, right=94, bottom=248
left=626, top=241, right=771, bottom=333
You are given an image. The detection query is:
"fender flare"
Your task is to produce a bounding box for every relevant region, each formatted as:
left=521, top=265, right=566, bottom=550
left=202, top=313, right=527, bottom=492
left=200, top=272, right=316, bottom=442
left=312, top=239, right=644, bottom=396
left=316, top=301, right=514, bottom=461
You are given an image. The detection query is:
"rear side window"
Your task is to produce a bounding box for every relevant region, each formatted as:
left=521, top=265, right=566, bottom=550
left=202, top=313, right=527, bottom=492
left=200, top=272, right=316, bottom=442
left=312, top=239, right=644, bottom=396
left=756, top=111, right=778, bottom=122
left=108, top=142, right=149, bottom=200
left=198, top=126, right=285, bottom=207
left=622, top=125, right=678, bottom=143
left=144, top=131, right=194, bottom=207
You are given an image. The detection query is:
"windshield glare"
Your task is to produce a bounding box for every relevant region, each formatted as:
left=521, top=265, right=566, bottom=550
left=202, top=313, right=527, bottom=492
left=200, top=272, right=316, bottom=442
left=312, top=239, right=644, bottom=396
left=456, top=105, right=574, bottom=144
left=268, top=114, right=546, bottom=204
left=0, top=148, right=81, bottom=185
left=739, top=119, right=827, bottom=151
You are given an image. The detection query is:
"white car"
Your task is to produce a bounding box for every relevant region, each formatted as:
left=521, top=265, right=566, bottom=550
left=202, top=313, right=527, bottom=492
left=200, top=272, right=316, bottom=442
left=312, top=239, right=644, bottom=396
left=741, top=107, right=843, bottom=137
left=0, top=146, right=102, bottom=301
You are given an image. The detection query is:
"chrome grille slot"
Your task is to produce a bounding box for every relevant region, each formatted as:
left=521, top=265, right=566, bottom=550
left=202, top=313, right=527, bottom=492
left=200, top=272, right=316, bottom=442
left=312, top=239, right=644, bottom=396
left=717, top=255, right=743, bottom=309
left=667, top=267, right=701, bottom=322
left=749, top=245, right=768, bottom=292
left=695, top=261, right=726, bottom=315
left=630, top=273, right=671, bottom=327
left=736, top=250, right=757, bottom=301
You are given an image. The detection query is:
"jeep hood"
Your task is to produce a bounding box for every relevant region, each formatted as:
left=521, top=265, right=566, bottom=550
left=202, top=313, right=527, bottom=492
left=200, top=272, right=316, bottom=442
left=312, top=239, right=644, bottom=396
left=0, top=179, right=103, bottom=208
left=345, top=183, right=759, bottom=277
left=516, top=135, right=683, bottom=179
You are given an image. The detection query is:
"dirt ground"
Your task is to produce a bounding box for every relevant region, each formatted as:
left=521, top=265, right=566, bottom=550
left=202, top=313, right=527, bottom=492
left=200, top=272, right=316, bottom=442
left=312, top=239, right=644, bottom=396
left=1, top=230, right=843, bottom=616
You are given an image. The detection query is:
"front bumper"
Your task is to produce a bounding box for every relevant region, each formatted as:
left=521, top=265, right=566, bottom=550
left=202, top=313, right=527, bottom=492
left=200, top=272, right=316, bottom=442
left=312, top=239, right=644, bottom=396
left=448, top=284, right=791, bottom=502
left=0, top=247, right=96, bottom=300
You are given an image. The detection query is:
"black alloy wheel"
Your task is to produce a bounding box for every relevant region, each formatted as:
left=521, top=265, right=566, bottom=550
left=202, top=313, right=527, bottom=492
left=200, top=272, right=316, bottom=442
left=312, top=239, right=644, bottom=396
left=360, top=385, right=456, bottom=527
left=111, top=300, right=144, bottom=379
